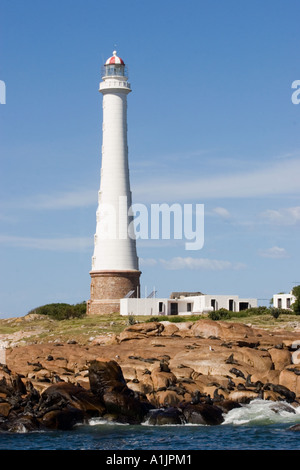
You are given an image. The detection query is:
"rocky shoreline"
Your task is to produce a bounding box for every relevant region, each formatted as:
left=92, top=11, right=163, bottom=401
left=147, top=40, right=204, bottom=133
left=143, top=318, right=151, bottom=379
left=1, top=318, right=300, bottom=432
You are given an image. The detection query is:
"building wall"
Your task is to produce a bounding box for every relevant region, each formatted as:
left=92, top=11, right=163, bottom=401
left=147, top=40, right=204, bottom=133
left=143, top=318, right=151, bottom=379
left=120, top=294, right=258, bottom=316
left=273, top=293, right=296, bottom=309
left=120, top=298, right=168, bottom=316
left=87, top=270, right=141, bottom=315
left=203, top=295, right=239, bottom=312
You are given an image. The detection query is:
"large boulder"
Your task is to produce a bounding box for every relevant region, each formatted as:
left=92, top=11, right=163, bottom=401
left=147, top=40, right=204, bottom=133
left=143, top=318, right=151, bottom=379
left=118, top=322, right=164, bottom=342
left=148, top=390, right=183, bottom=408
left=0, top=373, right=26, bottom=397
left=279, top=369, right=300, bottom=398
left=39, top=406, right=84, bottom=430
left=190, top=319, right=255, bottom=342
left=150, top=368, right=177, bottom=391
left=145, top=407, right=185, bottom=425
left=88, top=359, right=153, bottom=424
left=269, top=348, right=292, bottom=370
left=288, top=424, right=300, bottom=431
left=38, top=381, right=106, bottom=417
left=263, top=383, right=296, bottom=403
left=181, top=402, right=224, bottom=425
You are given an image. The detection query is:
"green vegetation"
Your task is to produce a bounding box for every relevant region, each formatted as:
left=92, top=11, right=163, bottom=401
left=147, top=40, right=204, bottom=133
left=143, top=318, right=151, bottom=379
left=292, top=285, right=300, bottom=315
left=27, top=302, right=87, bottom=320
left=208, top=306, right=292, bottom=321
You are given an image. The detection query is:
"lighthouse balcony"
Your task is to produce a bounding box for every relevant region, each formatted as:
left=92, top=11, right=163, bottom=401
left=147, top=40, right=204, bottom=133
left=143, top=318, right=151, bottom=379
left=99, top=80, right=131, bottom=92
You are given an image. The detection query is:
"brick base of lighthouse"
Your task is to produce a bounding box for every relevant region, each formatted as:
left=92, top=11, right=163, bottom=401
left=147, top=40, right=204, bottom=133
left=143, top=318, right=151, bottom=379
left=87, top=270, right=141, bottom=315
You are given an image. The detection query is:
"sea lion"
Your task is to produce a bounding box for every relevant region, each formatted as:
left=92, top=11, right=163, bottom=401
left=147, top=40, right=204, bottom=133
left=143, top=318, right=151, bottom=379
left=225, top=353, right=238, bottom=364
left=229, top=368, right=246, bottom=379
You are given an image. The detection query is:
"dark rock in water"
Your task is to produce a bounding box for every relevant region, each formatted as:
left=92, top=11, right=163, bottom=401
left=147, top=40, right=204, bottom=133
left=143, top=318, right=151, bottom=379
left=270, top=402, right=296, bottom=414
left=288, top=423, right=300, bottom=431
left=89, top=360, right=153, bottom=424
left=14, top=414, right=41, bottom=432
left=36, top=382, right=107, bottom=430
left=214, top=400, right=242, bottom=414
left=3, top=414, right=41, bottom=433
left=39, top=406, right=84, bottom=430
left=0, top=380, right=107, bottom=432
left=181, top=403, right=224, bottom=425
left=146, top=407, right=185, bottom=425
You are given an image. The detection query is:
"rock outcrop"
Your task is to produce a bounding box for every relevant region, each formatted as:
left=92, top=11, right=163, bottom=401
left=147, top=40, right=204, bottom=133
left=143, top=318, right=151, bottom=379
left=1, top=318, right=299, bottom=431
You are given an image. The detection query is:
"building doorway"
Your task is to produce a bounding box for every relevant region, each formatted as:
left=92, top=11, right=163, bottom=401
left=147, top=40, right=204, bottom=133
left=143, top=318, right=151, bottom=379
left=170, top=303, right=178, bottom=315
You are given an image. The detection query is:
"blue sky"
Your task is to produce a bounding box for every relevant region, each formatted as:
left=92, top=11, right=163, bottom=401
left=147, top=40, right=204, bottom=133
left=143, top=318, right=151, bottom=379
left=1, top=0, right=300, bottom=317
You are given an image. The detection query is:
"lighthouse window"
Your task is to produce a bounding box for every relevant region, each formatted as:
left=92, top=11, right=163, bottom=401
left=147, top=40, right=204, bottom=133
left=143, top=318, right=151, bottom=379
left=105, top=65, right=125, bottom=77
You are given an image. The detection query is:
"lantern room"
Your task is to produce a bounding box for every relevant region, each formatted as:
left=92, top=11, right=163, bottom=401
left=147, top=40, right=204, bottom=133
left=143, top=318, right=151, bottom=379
left=103, top=51, right=128, bottom=78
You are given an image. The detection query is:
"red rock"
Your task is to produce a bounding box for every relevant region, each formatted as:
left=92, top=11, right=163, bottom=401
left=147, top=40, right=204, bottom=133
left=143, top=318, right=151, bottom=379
left=269, top=348, right=292, bottom=370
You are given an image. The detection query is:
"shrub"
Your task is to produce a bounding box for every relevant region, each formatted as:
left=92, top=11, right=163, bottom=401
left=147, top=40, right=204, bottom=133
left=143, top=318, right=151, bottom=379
left=127, top=314, right=137, bottom=325
left=241, top=306, right=269, bottom=316
left=146, top=316, right=165, bottom=322
left=270, top=307, right=281, bottom=319
left=292, top=285, right=300, bottom=315
left=208, top=308, right=230, bottom=321
left=28, top=302, right=87, bottom=320
left=275, top=308, right=293, bottom=315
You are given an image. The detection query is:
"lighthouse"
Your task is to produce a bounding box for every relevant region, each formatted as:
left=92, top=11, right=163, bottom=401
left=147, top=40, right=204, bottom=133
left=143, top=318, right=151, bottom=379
left=87, top=51, right=141, bottom=315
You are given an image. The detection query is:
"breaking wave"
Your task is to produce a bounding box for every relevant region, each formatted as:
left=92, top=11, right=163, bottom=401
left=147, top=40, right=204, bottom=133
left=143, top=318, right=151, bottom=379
left=87, top=400, right=300, bottom=427
left=222, top=399, right=300, bottom=426
left=88, top=418, right=128, bottom=426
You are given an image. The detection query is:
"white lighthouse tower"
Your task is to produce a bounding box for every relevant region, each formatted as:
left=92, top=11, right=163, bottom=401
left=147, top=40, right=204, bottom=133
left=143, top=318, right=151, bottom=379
left=87, top=51, right=141, bottom=315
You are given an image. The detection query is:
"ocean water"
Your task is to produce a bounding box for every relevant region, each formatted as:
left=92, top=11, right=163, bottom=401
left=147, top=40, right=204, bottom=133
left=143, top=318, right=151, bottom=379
left=0, top=400, right=299, bottom=451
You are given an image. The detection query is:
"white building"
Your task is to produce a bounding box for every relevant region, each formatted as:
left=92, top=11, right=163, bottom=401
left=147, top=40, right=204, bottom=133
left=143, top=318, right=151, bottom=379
left=273, top=291, right=296, bottom=310
left=120, top=293, right=257, bottom=316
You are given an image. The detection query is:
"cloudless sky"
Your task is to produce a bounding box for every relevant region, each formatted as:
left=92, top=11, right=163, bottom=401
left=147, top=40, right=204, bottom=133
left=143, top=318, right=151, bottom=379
left=1, top=0, right=300, bottom=317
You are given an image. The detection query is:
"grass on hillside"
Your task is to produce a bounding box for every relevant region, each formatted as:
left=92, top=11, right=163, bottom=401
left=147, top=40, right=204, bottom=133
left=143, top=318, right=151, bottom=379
left=0, top=304, right=299, bottom=346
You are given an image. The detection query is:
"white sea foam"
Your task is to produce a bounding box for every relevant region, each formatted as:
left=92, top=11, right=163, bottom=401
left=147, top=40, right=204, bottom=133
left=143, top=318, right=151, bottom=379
left=86, top=400, right=300, bottom=427
left=88, top=417, right=128, bottom=426
left=222, top=399, right=300, bottom=426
